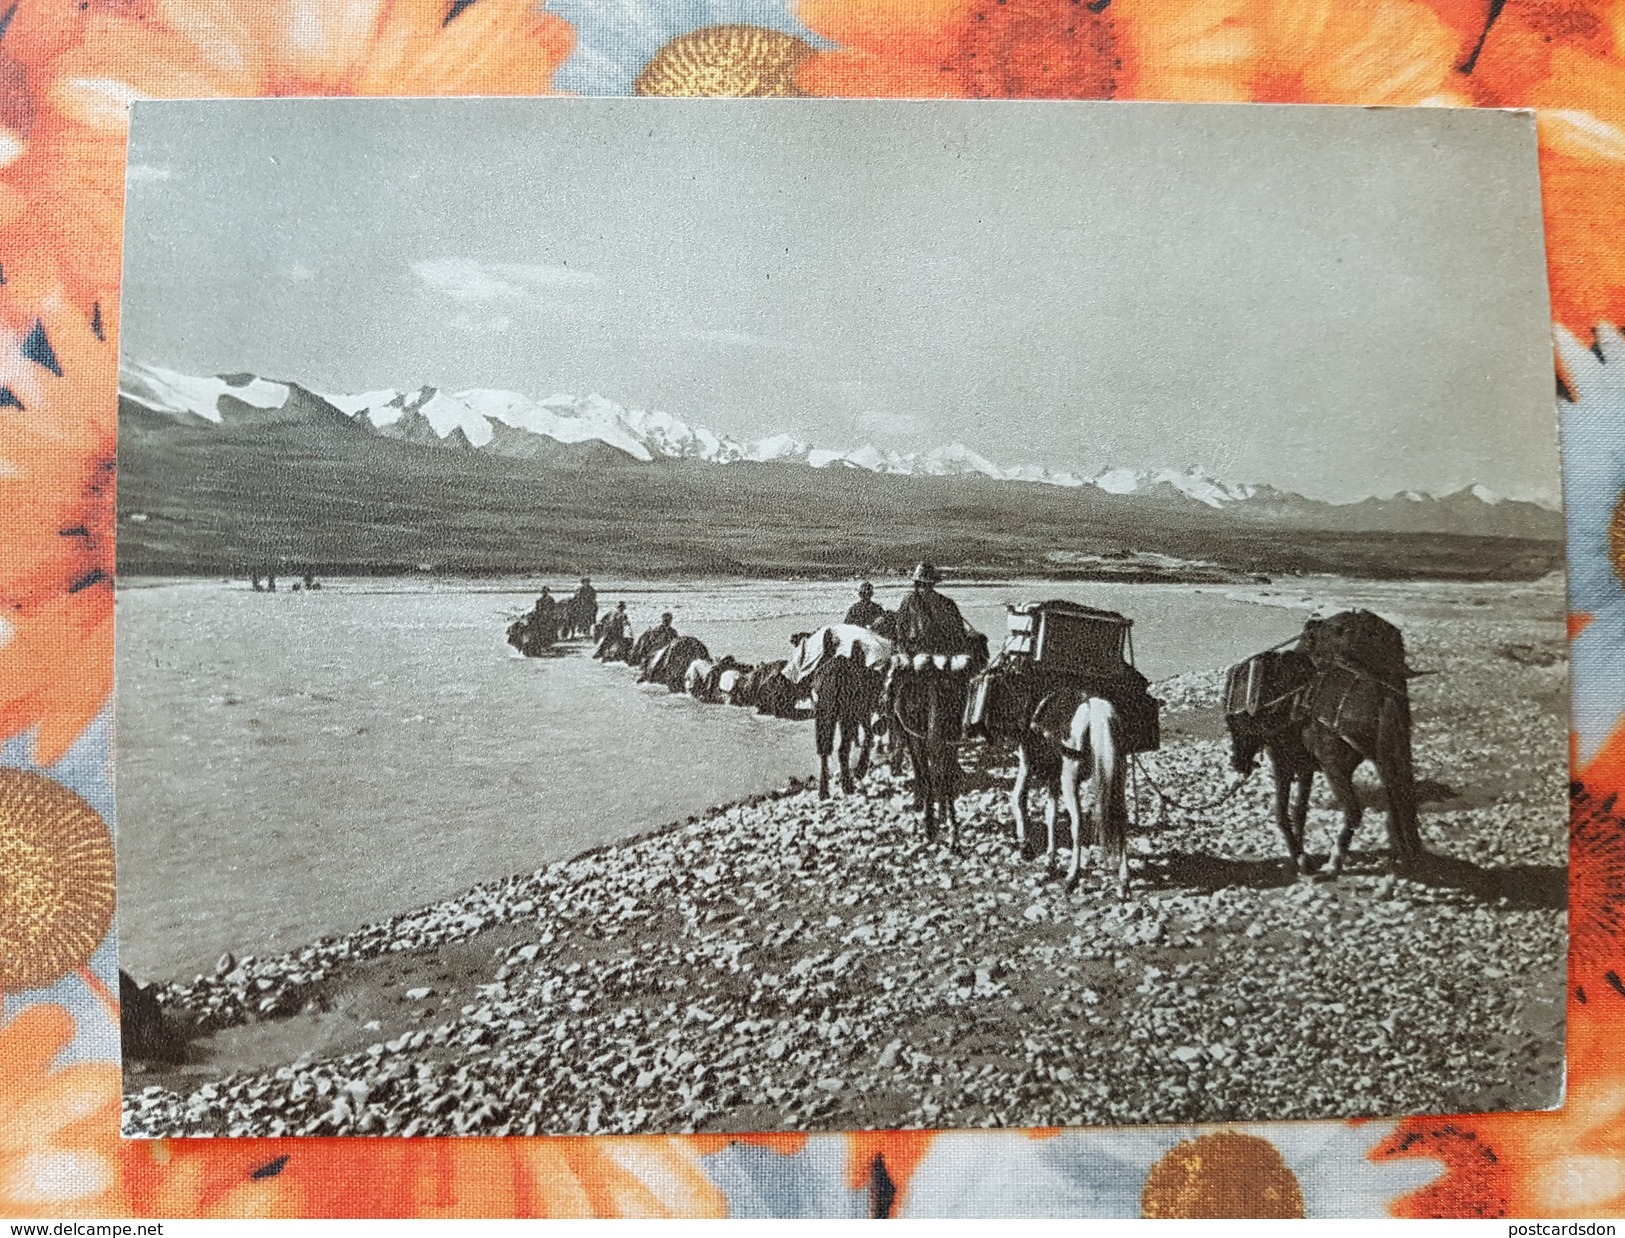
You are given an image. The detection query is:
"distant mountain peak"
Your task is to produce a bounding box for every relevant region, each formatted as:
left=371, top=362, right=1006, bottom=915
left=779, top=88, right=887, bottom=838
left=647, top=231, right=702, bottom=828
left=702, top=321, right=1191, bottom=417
left=117, top=359, right=1562, bottom=541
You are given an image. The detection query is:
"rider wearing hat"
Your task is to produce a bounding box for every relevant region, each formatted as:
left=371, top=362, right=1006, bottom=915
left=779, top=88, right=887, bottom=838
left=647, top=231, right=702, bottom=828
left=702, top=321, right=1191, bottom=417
left=593, top=600, right=632, bottom=660
left=895, top=562, right=972, bottom=656
left=530, top=586, right=558, bottom=645
left=843, top=581, right=886, bottom=630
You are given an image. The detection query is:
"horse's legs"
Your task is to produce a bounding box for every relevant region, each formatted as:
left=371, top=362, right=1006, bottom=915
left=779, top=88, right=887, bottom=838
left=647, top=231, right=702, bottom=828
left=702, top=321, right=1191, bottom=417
left=1060, top=753, right=1085, bottom=888
left=942, top=749, right=960, bottom=853
left=913, top=736, right=936, bottom=842
left=1266, top=747, right=1306, bottom=871
left=1377, top=700, right=1424, bottom=867
left=853, top=715, right=873, bottom=782
left=838, top=719, right=855, bottom=796
left=1310, top=735, right=1362, bottom=880
left=1043, top=789, right=1057, bottom=857
left=907, top=736, right=927, bottom=810
left=1290, top=770, right=1314, bottom=874
left=1011, top=745, right=1032, bottom=853
left=815, top=707, right=834, bottom=800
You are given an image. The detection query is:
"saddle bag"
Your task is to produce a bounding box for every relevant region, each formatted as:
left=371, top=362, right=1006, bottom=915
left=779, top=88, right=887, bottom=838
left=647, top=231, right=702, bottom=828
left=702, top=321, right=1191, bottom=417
left=1303, top=666, right=1393, bottom=747
left=1118, top=683, right=1162, bottom=754
left=1005, top=600, right=1134, bottom=677
left=1224, top=656, right=1268, bottom=717
left=963, top=670, right=994, bottom=738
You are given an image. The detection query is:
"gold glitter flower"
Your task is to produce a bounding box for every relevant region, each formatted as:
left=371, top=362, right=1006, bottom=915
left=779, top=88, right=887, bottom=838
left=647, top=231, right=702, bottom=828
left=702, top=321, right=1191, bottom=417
left=1142, top=1131, right=1306, bottom=1218
left=0, top=770, right=115, bottom=993
left=635, top=24, right=814, bottom=96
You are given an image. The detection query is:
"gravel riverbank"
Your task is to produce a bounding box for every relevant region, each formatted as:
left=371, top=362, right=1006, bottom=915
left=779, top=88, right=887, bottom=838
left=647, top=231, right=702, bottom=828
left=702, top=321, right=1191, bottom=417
left=123, top=590, right=1568, bottom=1137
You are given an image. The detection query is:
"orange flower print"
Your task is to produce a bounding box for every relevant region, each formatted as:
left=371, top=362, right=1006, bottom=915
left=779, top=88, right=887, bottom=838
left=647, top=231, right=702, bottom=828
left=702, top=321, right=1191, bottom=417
left=122, top=1138, right=727, bottom=1218
left=0, top=122, right=128, bottom=320
left=1439, top=0, right=1615, bottom=97
left=845, top=1131, right=934, bottom=1216
left=2, top=0, right=574, bottom=318
left=0, top=283, right=115, bottom=766
left=796, top=0, right=1465, bottom=105
left=0, top=1004, right=124, bottom=1218
left=1507, top=65, right=1625, bottom=334
left=1380, top=1012, right=1625, bottom=1217
left=45, top=0, right=574, bottom=118
left=1234, top=0, right=1467, bottom=104
left=795, top=0, right=969, bottom=97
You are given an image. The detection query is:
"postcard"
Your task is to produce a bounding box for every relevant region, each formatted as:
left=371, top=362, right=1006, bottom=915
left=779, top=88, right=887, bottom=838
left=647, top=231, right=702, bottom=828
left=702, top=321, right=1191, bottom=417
left=117, top=98, right=1565, bottom=1136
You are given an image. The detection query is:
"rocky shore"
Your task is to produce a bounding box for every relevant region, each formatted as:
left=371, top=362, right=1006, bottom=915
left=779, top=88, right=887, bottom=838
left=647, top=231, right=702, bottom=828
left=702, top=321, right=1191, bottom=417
left=123, top=594, right=1568, bottom=1138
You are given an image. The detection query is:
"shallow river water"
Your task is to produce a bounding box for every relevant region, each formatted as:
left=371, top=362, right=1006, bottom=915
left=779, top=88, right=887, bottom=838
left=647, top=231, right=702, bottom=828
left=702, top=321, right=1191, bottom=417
left=116, top=577, right=1307, bottom=980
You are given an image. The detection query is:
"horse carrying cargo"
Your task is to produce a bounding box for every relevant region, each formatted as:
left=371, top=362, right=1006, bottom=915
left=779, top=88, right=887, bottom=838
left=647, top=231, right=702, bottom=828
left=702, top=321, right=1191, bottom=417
left=965, top=600, right=1161, bottom=754
left=1226, top=609, right=1413, bottom=734
left=1223, top=609, right=1424, bottom=878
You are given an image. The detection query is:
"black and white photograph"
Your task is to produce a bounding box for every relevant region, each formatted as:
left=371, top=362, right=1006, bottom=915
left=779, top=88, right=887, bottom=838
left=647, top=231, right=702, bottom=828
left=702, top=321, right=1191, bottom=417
left=116, top=98, right=1567, bottom=1137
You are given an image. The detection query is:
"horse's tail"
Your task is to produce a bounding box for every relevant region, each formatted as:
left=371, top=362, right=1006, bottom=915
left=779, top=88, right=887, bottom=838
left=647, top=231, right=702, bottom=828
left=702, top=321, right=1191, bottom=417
left=1090, top=697, right=1128, bottom=866
left=1379, top=696, right=1423, bottom=860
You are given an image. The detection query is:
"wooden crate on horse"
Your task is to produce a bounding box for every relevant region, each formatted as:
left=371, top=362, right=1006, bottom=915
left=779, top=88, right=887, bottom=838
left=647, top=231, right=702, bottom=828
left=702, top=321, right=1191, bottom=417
left=965, top=600, right=1160, bottom=894
left=1004, top=599, right=1132, bottom=677
left=970, top=601, right=1160, bottom=754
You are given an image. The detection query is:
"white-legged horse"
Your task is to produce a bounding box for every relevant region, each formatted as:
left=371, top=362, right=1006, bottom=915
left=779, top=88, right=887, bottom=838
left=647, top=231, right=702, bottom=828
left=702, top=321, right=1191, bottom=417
left=1012, top=693, right=1131, bottom=896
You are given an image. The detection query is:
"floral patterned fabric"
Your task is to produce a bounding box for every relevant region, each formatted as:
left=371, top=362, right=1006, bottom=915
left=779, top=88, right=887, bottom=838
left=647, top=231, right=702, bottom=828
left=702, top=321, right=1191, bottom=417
left=0, top=0, right=1622, bottom=1218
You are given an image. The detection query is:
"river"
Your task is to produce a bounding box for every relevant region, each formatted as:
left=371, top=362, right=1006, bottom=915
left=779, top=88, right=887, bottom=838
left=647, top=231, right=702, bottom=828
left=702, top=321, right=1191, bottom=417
left=115, top=576, right=1308, bottom=980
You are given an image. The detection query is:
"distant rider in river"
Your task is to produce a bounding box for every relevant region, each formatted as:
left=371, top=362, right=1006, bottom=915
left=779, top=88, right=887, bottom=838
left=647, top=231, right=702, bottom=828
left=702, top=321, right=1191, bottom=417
left=844, top=581, right=886, bottom=631
left=594, top=601, right=633, bottom=661
left=532, top=587, right=558, bottom=645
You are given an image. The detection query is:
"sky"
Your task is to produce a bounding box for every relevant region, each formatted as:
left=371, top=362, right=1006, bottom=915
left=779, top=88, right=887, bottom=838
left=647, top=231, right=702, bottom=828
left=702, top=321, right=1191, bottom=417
left=122, top=98, right=1560, bottom=504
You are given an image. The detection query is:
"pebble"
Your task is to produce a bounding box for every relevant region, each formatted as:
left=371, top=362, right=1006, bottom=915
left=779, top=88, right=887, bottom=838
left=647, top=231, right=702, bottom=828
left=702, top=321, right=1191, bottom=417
left=125, top=600, right=1567, bottom=1138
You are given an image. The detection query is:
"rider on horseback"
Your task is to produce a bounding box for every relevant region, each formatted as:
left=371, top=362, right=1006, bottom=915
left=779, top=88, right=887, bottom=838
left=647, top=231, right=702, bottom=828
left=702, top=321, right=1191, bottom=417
left=887, top=562, right=984, bottom=848
left=593, top=601, right=632, bottom=661
left=843, top=581, right=886, bottom=631
left=895, top=563, right=973, bottom=659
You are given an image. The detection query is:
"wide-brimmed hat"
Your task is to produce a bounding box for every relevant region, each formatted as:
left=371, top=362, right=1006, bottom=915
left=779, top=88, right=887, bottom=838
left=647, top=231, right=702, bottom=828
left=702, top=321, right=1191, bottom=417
left=911, top=562, right=941, bottom=584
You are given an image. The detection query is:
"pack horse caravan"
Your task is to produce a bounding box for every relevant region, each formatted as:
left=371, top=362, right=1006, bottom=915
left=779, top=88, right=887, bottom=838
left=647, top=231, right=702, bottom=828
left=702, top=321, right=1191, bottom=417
left=514, top=583, right=1429, bottom=896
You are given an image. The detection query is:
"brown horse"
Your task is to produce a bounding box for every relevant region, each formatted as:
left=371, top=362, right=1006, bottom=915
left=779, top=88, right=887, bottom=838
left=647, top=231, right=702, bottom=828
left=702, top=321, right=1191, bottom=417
left=640, top=635, right=711, bottom=693
left=560, top=592, right=597, bottom=639
left=1226, top=645, right=1424, bottom=879
left=750, top=635, right=814, bottom=718
left=1224, top=649, right=1318, bottom=874
left=809, top=631, right=883, bottom=798
left=890, top=667, right=965, bottom=848
left=728, top=659, right=786, bottom=713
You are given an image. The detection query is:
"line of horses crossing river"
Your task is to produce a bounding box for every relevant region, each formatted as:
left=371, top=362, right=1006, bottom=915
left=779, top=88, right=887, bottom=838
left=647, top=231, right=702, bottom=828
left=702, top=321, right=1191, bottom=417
left=506, top=586, right=1430, bottom=899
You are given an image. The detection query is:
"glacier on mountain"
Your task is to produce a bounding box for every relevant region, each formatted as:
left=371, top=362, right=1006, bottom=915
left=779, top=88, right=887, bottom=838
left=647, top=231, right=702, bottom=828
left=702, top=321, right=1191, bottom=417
left=117, top=361, right=1556, bottom=530
left=121, top=360, right=289, bottom=423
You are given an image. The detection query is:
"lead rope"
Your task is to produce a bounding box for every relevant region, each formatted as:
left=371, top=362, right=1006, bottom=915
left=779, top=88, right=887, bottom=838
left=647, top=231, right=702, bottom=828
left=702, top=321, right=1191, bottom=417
left=1131, top=752, right=1256, bottom=824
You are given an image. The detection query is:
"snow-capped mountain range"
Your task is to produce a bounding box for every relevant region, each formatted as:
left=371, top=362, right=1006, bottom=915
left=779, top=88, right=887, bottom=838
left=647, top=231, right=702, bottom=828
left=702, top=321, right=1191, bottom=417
left=117, top=361, right=1561, bottom=533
